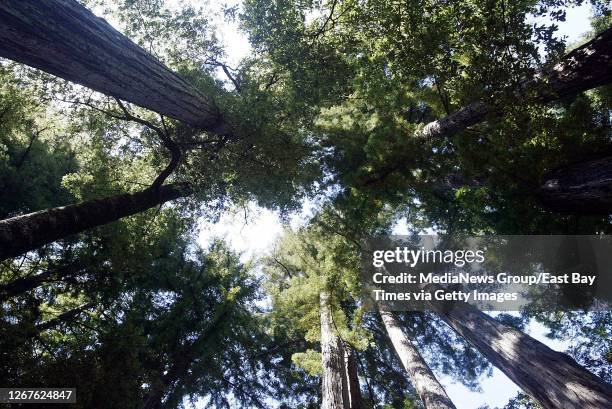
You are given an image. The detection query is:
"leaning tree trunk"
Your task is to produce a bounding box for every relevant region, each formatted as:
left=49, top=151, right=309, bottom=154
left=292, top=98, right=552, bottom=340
left=0, top=183, right=192, bottom=262
left=0, top=0, right=227, bottom=131
left=344, top=348, right=365, bottom=409
left=320, top=291, right=350, bottom=409
left=35, top=302, right=95, bottom=333
left=436, top=305, right=612, bottom=409
left=0, top=262, right=90, bottom=300
left=417, top=26, right=612, bottom=140
left=0, top=265, right=74, bottom=301
left=378, top=306, right=457, bottom=409
left=538, top=155, right=612, bottom=214
left=360, top=29, right=612, bottom=190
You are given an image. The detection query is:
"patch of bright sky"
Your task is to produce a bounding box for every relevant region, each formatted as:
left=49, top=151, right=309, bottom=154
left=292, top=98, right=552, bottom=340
left=207, top=0, right=252, bottom=68
left=198, top=200, right=316, bottom=262
left=169, top=0, right=252, bottom=68
left=529, top=1, right=594, bottom=49
left=554, top=4, right=593, bottom=41
left=188, top=1, right=590, bottom=407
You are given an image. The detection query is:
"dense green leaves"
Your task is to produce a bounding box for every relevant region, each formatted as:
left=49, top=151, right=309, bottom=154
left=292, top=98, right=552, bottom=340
left=0, top=67, right=77, bottom=218
left=1, top=0, right=611, bottom=407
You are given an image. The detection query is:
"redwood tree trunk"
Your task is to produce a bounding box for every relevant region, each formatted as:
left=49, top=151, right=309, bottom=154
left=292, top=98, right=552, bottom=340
left=320, top=291, right=350, bottom=409
left=0, top=183, right=192, bottom=262
left=538, top=155, right=612, bottom=214
left=344, top=348, right=365, bottom=409
left=0, top=0, right=226, bottom=131
left=378, top=307, right=457, bottom=409
left=418, top=27, right=612, bottom=140
left=437, top=306, right=612, bottom=409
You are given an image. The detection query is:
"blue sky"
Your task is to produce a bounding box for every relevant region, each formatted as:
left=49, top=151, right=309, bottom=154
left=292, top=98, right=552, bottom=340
left=193, top=1, right=595, bottom=407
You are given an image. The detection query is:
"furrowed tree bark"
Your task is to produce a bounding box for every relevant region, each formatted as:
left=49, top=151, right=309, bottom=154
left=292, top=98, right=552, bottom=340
left=0, top=183, right=192, bottom=262
left=0, top=0, right=227, bottom=131
left=344, top=348, right=365, bottom=409
left=538, top=155, right=612, bottom=214
left=320, top=291, right=350, bottom=409
left=418, top=26, right=612, bottom=140
left=436, top=305, right=612, bottom=409
left=378, top=306, right=457, bottom=409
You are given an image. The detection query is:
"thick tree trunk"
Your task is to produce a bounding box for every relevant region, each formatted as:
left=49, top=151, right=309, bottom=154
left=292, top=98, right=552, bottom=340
left=0, top=183, right=192, bottom=262
left=437, top=305, right=612, bottom=409
left=0, top=0, right=226, bottom=131
left=344, top=348, right=365, bottom=409
left=538, top=155, right=612, bottom=214
left=378, top=306, right=457, bottom=409
left=320, top=291, right=350, bottom=409
left=418, top=27, right=612, bottom=140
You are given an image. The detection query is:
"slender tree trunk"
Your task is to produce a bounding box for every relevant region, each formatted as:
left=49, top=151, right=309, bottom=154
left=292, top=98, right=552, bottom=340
left=35, top=302, right=95, bottom=332
left=0, top=183, right=192, bottom=262
left=356, top=354, right=377, bottom=407
left=0, top=258, right=103, bottom=300
left=0, top=0, right=227, bottom=131
left=538, top=155, right=612, bottom=214
left=436, top=305, right=612, bottom=409
left=320, top=291, right=350, bottom=409
left=417, top=27, right=612, bottom=140
left=378, top=306, right=457, bottom=409
left=344, top=348, right=365, bottom=409
left=0, top=270, right=57, bottom=299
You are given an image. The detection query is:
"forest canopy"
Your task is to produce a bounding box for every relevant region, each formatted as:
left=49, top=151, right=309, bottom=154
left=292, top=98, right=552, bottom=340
left=0, top=0, right=611, bottom=408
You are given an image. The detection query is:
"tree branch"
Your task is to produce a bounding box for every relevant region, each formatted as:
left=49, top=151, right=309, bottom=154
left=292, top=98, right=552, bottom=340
left=208, top=59, right=242, bottom=92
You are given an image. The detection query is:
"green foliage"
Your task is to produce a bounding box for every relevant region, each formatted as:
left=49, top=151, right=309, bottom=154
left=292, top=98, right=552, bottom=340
left=501, top=392, right=542, bottom=409
left=0, top=67, right=77, bottom=218
left=265, top=225, right=370, bottom=346
left=240, top=0, right=612, bottom=235
left=2, top=0, right=612, bottom=407
left=265, top=219, right=492, bottom=406
left=0, top=225, right=308, bottom=408
left=292, top=349, right=323, bottom=375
